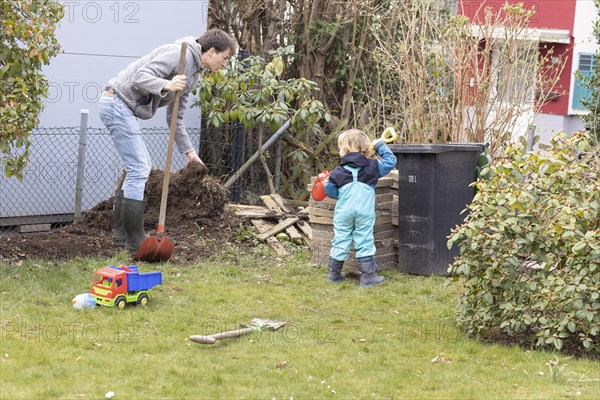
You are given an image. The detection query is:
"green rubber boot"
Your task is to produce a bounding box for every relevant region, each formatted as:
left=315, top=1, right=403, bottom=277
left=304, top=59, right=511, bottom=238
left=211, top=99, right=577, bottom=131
left=121, top=197, right=148, bottom=254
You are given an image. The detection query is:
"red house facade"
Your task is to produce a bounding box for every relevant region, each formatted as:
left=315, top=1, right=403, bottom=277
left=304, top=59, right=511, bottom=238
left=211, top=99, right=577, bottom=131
left=459, top=0, right=597, bottom=145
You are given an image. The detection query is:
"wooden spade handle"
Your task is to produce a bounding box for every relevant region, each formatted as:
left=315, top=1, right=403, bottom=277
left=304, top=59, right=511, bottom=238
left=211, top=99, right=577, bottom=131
left=210, top=327, right=256, bottom=340
left=189, top=335, right=217, bottom=345
left=189, top=327, right=257, bottom=345
left=157, top=42, right=188, bottom=235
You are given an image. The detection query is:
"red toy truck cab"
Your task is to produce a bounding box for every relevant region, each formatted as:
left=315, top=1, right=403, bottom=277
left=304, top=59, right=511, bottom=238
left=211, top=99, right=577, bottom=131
left=91, top=265, right=162, bottom=309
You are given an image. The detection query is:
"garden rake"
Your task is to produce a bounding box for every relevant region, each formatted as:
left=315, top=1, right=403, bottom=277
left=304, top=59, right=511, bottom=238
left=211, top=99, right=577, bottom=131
left=189, top=318, right=288, bottom=345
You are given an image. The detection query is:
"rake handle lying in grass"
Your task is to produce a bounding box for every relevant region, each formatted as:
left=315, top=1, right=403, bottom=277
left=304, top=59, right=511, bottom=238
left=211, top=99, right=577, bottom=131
left=190, top=319, right=287, bottom=345
left=190, top=327, right=258, bottom=345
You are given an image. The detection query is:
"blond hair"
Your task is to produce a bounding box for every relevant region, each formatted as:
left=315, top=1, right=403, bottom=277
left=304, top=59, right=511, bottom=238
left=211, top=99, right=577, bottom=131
left=338, top=129, right=371, bottom=156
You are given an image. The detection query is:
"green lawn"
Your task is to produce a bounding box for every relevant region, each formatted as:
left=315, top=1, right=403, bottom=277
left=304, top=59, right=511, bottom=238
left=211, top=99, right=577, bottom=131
left=1, top=248, right=598, bottom=399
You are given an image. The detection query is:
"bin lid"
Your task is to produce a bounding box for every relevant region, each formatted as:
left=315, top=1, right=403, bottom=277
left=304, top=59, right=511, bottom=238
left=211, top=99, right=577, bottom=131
left=388, top=143, right=484, bottom=154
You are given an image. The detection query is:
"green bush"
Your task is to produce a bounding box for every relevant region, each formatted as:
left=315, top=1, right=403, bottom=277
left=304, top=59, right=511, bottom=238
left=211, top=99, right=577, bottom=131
left=1, top=0, right=64, bottom=180
left=448, top=132, right=599, bottom=355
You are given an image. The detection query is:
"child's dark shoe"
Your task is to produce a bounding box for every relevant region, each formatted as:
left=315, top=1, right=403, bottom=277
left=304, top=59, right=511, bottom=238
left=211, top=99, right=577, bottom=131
left=358, top=256, right=385, bottom=287
left=326, top=258, right=346, bottom=283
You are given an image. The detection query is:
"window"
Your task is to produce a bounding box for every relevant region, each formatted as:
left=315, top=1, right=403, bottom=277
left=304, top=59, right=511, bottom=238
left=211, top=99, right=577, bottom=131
left=572, top=53, right=597, bottom=110
left=578, top=53, right=596, bottom=72
left=495, top=44, right=537, bottom=104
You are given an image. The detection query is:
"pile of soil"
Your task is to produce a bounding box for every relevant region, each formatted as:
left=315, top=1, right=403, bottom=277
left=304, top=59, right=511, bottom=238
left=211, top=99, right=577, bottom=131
left=0, top=162, right=244, bottom=263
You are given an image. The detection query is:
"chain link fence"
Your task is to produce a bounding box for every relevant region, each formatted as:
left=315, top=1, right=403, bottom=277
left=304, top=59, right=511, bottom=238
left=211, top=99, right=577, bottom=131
left=1, top=122, right=275, bottom=234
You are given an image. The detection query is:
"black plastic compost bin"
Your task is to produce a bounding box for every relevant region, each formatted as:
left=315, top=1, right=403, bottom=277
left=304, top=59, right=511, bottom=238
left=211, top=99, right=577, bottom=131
left=388, top=143, right=484, bottom=276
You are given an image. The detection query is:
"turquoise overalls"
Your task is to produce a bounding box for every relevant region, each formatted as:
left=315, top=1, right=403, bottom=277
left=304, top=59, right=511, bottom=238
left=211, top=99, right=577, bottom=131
left=329, top=165, right=377, bottom=261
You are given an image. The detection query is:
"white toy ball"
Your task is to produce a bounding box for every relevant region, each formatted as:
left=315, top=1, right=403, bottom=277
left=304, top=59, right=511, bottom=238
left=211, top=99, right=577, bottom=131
left=72, top=293, right=96, bottom=310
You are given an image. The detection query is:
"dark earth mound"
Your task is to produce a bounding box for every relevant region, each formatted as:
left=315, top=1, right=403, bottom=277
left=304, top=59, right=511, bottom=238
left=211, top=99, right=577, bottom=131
left=0, top=162, right=244, bottom=263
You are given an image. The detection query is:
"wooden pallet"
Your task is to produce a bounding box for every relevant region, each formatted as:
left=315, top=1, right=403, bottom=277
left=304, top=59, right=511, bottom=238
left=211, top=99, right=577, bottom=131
left=230, top=194, right=312, bottom=255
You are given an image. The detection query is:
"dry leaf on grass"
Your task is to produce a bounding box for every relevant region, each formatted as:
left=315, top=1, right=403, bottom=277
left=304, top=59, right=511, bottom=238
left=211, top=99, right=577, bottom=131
left=276, top=360, right=288, bottom=369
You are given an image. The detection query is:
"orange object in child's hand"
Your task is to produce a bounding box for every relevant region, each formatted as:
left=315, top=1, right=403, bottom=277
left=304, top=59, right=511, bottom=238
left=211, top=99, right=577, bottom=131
left=311, top=170, right=330, bottom=201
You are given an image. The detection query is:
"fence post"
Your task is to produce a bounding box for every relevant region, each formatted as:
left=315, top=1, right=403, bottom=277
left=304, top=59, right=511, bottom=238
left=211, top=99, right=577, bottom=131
left=229, top=121, right=245, bottom=202
left=526, top=124, right=536, bottom=152
left=74, top=109, right=88, bottom=222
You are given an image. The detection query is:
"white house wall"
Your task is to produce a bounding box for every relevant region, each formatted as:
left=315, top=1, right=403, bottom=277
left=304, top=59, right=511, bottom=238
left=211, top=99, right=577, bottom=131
left=568, top=0, right=598, bottom=115
left=533, top=114, right=585, bottom=146
left=39, top=0, right=209, bottom=129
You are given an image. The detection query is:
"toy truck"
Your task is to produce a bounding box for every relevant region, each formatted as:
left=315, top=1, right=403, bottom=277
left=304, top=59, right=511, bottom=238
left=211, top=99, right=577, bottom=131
left=90, top=265, right=162, bottom=309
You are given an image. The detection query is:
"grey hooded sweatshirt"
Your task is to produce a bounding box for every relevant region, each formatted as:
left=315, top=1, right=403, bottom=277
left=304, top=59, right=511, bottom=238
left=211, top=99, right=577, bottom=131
left=106, top=36, right=203, bottom=155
